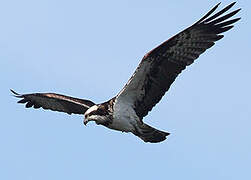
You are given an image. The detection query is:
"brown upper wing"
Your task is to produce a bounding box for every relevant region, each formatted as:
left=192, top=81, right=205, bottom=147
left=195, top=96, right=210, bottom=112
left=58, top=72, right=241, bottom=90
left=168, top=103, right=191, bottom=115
left=116, top=2, right=241, bottom=120
left=11, top=89, right=95, bottom=115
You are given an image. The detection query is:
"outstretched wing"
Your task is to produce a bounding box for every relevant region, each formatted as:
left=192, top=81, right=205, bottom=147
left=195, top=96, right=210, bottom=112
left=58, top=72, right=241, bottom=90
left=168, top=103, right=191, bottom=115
left=116, top=2, right=241, bottom=120
left=11, top=89, right=95, bottom=115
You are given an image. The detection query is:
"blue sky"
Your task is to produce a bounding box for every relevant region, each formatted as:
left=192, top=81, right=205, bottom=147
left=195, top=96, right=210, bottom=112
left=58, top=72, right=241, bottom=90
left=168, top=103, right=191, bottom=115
left=1, top=0, right=250, bottom=179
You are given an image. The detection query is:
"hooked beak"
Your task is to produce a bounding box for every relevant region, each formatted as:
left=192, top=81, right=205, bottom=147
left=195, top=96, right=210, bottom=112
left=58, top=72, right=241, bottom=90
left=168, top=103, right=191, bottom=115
left=84, top=114, right=89, bottom=126
left=84, top=119, right=89, bottom=126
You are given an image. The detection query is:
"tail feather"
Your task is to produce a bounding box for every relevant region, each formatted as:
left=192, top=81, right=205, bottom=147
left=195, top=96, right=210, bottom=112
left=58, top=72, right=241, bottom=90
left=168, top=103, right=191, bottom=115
left=133, top=123, right=170, bottom=143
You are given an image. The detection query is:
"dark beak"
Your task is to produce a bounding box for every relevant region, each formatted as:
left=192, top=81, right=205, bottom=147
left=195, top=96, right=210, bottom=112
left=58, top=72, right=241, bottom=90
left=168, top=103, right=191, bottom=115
left=84, top=114, right=89, bottom=126
left=84, top=119, right=89, bottom=126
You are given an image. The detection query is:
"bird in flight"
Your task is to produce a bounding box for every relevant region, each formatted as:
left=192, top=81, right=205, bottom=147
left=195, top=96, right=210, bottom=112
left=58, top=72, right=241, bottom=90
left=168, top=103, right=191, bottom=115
left=12, top=2, right=241, bottom=143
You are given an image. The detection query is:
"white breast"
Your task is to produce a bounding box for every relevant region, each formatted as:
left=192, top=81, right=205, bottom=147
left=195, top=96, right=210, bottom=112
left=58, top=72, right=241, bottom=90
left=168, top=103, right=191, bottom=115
left=108, top=99, right=138, bottom=132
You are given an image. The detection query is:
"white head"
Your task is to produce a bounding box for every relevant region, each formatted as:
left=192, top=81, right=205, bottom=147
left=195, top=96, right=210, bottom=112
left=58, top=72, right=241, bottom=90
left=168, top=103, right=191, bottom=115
left=84, top=104, right=110, bottom=125
left=84, top=105, right=99, bottom=116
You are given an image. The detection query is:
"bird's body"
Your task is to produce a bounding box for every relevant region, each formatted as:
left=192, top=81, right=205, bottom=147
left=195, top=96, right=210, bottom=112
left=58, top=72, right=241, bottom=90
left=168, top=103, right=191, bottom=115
left=110, top=100, right=137, bottom=132
left=12, top=2, right=241, bottom=143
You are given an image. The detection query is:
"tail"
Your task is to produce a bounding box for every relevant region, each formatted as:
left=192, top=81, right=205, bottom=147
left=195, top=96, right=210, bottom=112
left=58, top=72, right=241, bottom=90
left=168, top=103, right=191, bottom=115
left=133, top=123, right=170, bottom=143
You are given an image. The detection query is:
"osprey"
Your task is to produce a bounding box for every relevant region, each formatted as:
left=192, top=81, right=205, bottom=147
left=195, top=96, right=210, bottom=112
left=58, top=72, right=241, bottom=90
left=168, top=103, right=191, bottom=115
left=12, top=3, right=240, bottom=143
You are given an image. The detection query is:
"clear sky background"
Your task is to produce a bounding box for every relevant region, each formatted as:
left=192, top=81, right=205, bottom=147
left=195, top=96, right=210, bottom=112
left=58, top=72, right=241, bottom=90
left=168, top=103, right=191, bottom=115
left=1, top=0, right=250, bottom=179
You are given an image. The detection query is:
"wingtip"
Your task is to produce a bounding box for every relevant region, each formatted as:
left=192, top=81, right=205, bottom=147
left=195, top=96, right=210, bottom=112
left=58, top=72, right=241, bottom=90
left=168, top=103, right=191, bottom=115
left=214, top=2, right=221, bottom=9
left=194, top=2, right=222, bottom=25
left=214, top=2, right=221, bottom=10
left=10, top=89, right=21, bottom=97
left=235, top=17, right=241, bottom=22
left=227, top=2, right=236, bottom=8
left=222, top=2, right=236, bottom=8
left=236, top=8, right=242, bottom=13
left=231, top=2, right=237, bottom=6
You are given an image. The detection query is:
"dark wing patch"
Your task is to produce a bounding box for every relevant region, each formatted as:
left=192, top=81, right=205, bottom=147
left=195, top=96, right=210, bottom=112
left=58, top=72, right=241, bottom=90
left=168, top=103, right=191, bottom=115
left=11, top=89, right=95, bottom=115
left=116, top=2, right=241, bottom=120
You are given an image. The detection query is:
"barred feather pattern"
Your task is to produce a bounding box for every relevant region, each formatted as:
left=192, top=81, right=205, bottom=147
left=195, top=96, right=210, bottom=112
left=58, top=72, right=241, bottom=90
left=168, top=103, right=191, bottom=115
left=117, top=2, right=241, bottom=120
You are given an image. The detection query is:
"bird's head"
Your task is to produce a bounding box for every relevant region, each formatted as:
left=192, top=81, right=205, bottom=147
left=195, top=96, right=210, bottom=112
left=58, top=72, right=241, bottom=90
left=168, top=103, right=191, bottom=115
left=84, top=104, right=110, bottom=126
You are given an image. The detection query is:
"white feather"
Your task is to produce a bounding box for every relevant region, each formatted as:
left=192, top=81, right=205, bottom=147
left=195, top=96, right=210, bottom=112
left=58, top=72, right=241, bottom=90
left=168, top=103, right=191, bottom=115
left=108, top=98, right=138, bottom=132
left=84, top=105, right=98, bottom=116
